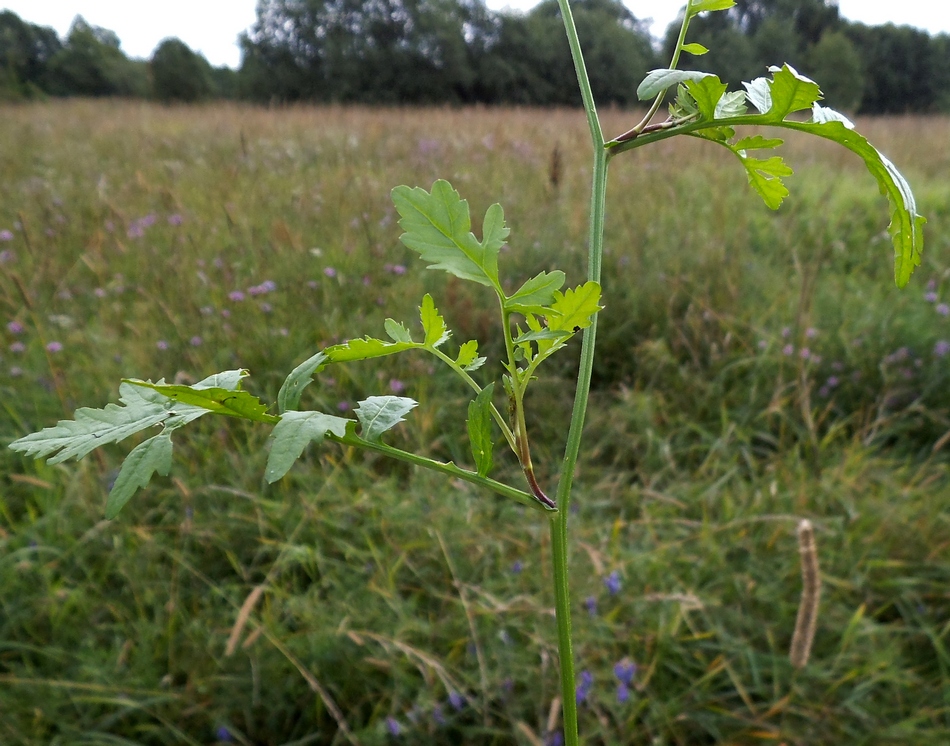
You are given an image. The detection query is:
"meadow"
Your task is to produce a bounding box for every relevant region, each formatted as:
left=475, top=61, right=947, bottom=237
left=1, top=100, right=949, bottom=745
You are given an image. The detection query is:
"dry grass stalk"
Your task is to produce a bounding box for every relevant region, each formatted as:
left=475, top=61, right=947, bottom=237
left=225, top=584, right=265, bottom=657
left=790, top=519, right=821, bottom=669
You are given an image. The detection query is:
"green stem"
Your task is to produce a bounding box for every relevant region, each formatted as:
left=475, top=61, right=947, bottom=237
left=553, top=1, right=608, bottom=743
left=330, top=432, right=553, bottom=512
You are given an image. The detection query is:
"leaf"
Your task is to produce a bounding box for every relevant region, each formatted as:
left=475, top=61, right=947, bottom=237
left=512, top=328, right=572, bottom=345
left=455, top=340, right=486, bottom=371
left=419, top=293, right=450, bottom=348
left=733, top=135, right=784, bottom=152
left=547, top=282, right=604, bottom=333
left=466, top=383, right=495, bottom=477
left=688, top=0, right=735, bottom=15
left=265, top=410, right=352, bottom=483
left=638, top=69, right=712, bottom=101
left=744, top=65, right=821, bottom=120
left=715, top=90, right=747, bottom=119
left=681, top=42, right=709, bottom=55
left=685, top=76, right=727, bottom=119
left=129, top=381, right=278, bottom=424
left=355, top=396, right=418, bottom=442
left=193, top=370, right=248, bottom=390
left=781, top=114, right=924, bottom=286
left=278, top=352, right=328, bottom=414
left=9, top=382, right=174, bottom=464
left=325, top=336, right=419, bottom=364
left=105, top=432, right=173, bottom=519
left=391, top=180, right=501, bottom=289
left=384, top=318, right=414, bottom=344
left=505, top=270, right=566, bottom=315
left=738, top=155, right=794, bottom=210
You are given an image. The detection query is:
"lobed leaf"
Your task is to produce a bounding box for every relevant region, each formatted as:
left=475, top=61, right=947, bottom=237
left=105, top=432, right=173, bottom=519
left=265, top=410, right=352, bottom=483
left=733, top=135, right=784, bottom=152
left=278, top=352, right=328, bottom=414
left=129, top=380, right=278, bottom=424
left=466, top=383, right=495, bottom=477
left=355, top=396, right=418, bottom=442
left=744, top=65, right=821, bottom=120
left=638, top=69, right=712, bottom=101
left=455, top=340, right=486, bottom=371
left=9, top=382, right=173, bottom=464
left=547, top=282, right=604, bottom=334
left=738, top=155, right=794, bottom=210
left=505, top=271, right=566, bottom=315
left=325, top=336, right=420, bottom=364
left=419, top=293, right=450, bottom=348
left=392, top=180, right=502, bottom=289
left=685, top=76, right=727, bottom=119
left=384, top=319, right=414, bottom=344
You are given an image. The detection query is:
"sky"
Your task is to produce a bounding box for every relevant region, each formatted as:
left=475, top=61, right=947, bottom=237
left=1, top=0, right=948, bottom=69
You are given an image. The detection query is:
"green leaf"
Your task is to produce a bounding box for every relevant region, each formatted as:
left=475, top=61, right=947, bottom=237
left=355, top=396, right=418, bottom=442
left=737, top=155, right=794, bottom=210
left=325, top=336, right=420, bottom=364
left=384, top=318, right=414, bottom=344
left=105, top=432, right=173, bottom=519
left=638, top=69, right=712, bottom=101
left=685, top=76, right=727, bottom=119
left=391, top=180, right=502, bottom=289
left=466, top=383, right=494, bottom=477
left=265, top=410, right=352, bottom=483
left=733, top=135, right=784, bottom=152
left=681, top=42, right=709, bottom=55
left=512, top=328, right=572, bottom=345
left=715, top=90, right=747, bottom=118
left=688, top=0, right=735, bottom=15
left=455, top=340, right=486, bottom=371
left=419, top=293, right=450, bottom=348
left=128, top=380, right=278, bottom=424
left=193, top=369, right=248, bottom=390
left=505, top=270, right=566, bottom=315
left=278, top=352, right=328, bottom=414
left=9, top=382, right=175, bottom=464
left=744, top=64, right=821, bottom=120
left=782, top=111, right=924, bottom=286
left=547, top=282, right=604, bottom=333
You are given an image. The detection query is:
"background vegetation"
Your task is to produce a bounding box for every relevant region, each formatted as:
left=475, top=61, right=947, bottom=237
left=2, top=0, right=950, bottom=112
left=1, top=100, right=949, bottom=744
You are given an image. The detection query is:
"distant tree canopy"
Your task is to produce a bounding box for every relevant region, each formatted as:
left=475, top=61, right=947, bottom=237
left=0, top=2, right=948, bottom=113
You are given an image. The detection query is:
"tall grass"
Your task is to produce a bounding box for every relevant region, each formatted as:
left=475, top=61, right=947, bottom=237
left=1, top=101, right=949, bottom=744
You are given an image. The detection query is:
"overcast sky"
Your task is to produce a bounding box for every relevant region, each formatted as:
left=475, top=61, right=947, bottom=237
left=1, top=1, right=948, bottom=69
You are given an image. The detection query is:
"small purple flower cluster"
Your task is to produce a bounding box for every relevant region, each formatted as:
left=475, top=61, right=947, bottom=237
left=247, top=280, right=277, bottom=296
left=127, top=213, right=157, bottom=239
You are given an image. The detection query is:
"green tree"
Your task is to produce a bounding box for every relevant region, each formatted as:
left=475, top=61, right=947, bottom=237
left=45, top=16, right=148, bottom=97
left=151, top=37, right=214, bottom=102
left=807, top=30, right=863, bottom=111
left=0, top=10, right=61, bottom=99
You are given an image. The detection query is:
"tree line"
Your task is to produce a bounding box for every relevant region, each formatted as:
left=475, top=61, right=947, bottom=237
left=2, top=0, right=948, bottom=113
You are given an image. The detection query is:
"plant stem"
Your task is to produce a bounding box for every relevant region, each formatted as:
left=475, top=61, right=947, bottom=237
left=553, top=1, right=608, bottom=743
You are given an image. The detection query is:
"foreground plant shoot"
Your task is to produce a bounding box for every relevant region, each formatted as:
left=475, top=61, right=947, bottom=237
left=8, top=1, right=924, bottom=743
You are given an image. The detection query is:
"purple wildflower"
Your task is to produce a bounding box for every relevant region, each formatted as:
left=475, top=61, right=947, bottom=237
left=228, top=290, right=245, bottom=302
left=805, top=327, right=818, bottom=339
left=826, top=376, right=840, bottom=388
left=432, top=705, right=445, bottom=726
left=389, top=379, right=406, bottom=394
left=613, top=658, right=637, bottom=685
left=7, top=321, right=24, bottom=334
left=156, top=340, right=169, bottom=350
left=259, top=302, right=272, bottom=313
left=939, top=304, right=950, bottom=317
left=221, top=309, right=231, bottom=318
left=511, top=560, right=524, bottom=574
left=417, top=138, right=440, bottom=155
left=604, top=571, right=621, bottom=595
left=337, top=401, right=350, bottom=412
left=935, top=340, right=950, bottom=357
left=260, top=280, right=276, bottom=292
left=781, top=326, right=791, bottom=338
left=10, top=341, right=25, bottom=353
left=216, top=726, right=232, bottom=742
left=448, top=691, right=466, bottom=711
left=307, top=280, right=318, bottom=289
left=757, top=340, right=768, bottom=350
left=94, top=287, right=107, bottom=298
left=819, top=386, right=830, bottom=397
left=168, top=213, right=183, bottom=226
left=363, top=275, right=372, bottom=286
left=0, top=229, right=13, bottom=241
left=385, top=717, right=401, bottom=736
left=46, top=341, right=62, bottom=353
left=200, top=305, right=214, bottom=316
left=190, top=336, right=203, bottom=346
left=782, top=344, right=794, bottom=356
left=925, top=291, right=939, bottom=303
left=140, top=214, right=157, bottom=228
left=127, top=224, right=144, bottom=239
left=546, top=733, right=564, bottom=746
left=584, top=596, right=597, bottom=616
left=800, top=347, right=811, bottom=360
left=0, top=249, right=13, bottom=263
left=9, top=366, right=22, bottom=377
left=575, top=670, right=593, bottom=704
left=617, top=682, right=630, bottom=703
left=323, top=267, right=337, bottom=278
left=392, top=264, right=407, bottom=275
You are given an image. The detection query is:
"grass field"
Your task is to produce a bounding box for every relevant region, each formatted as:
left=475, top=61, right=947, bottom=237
left=1, top=100, right=949, bottom=745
